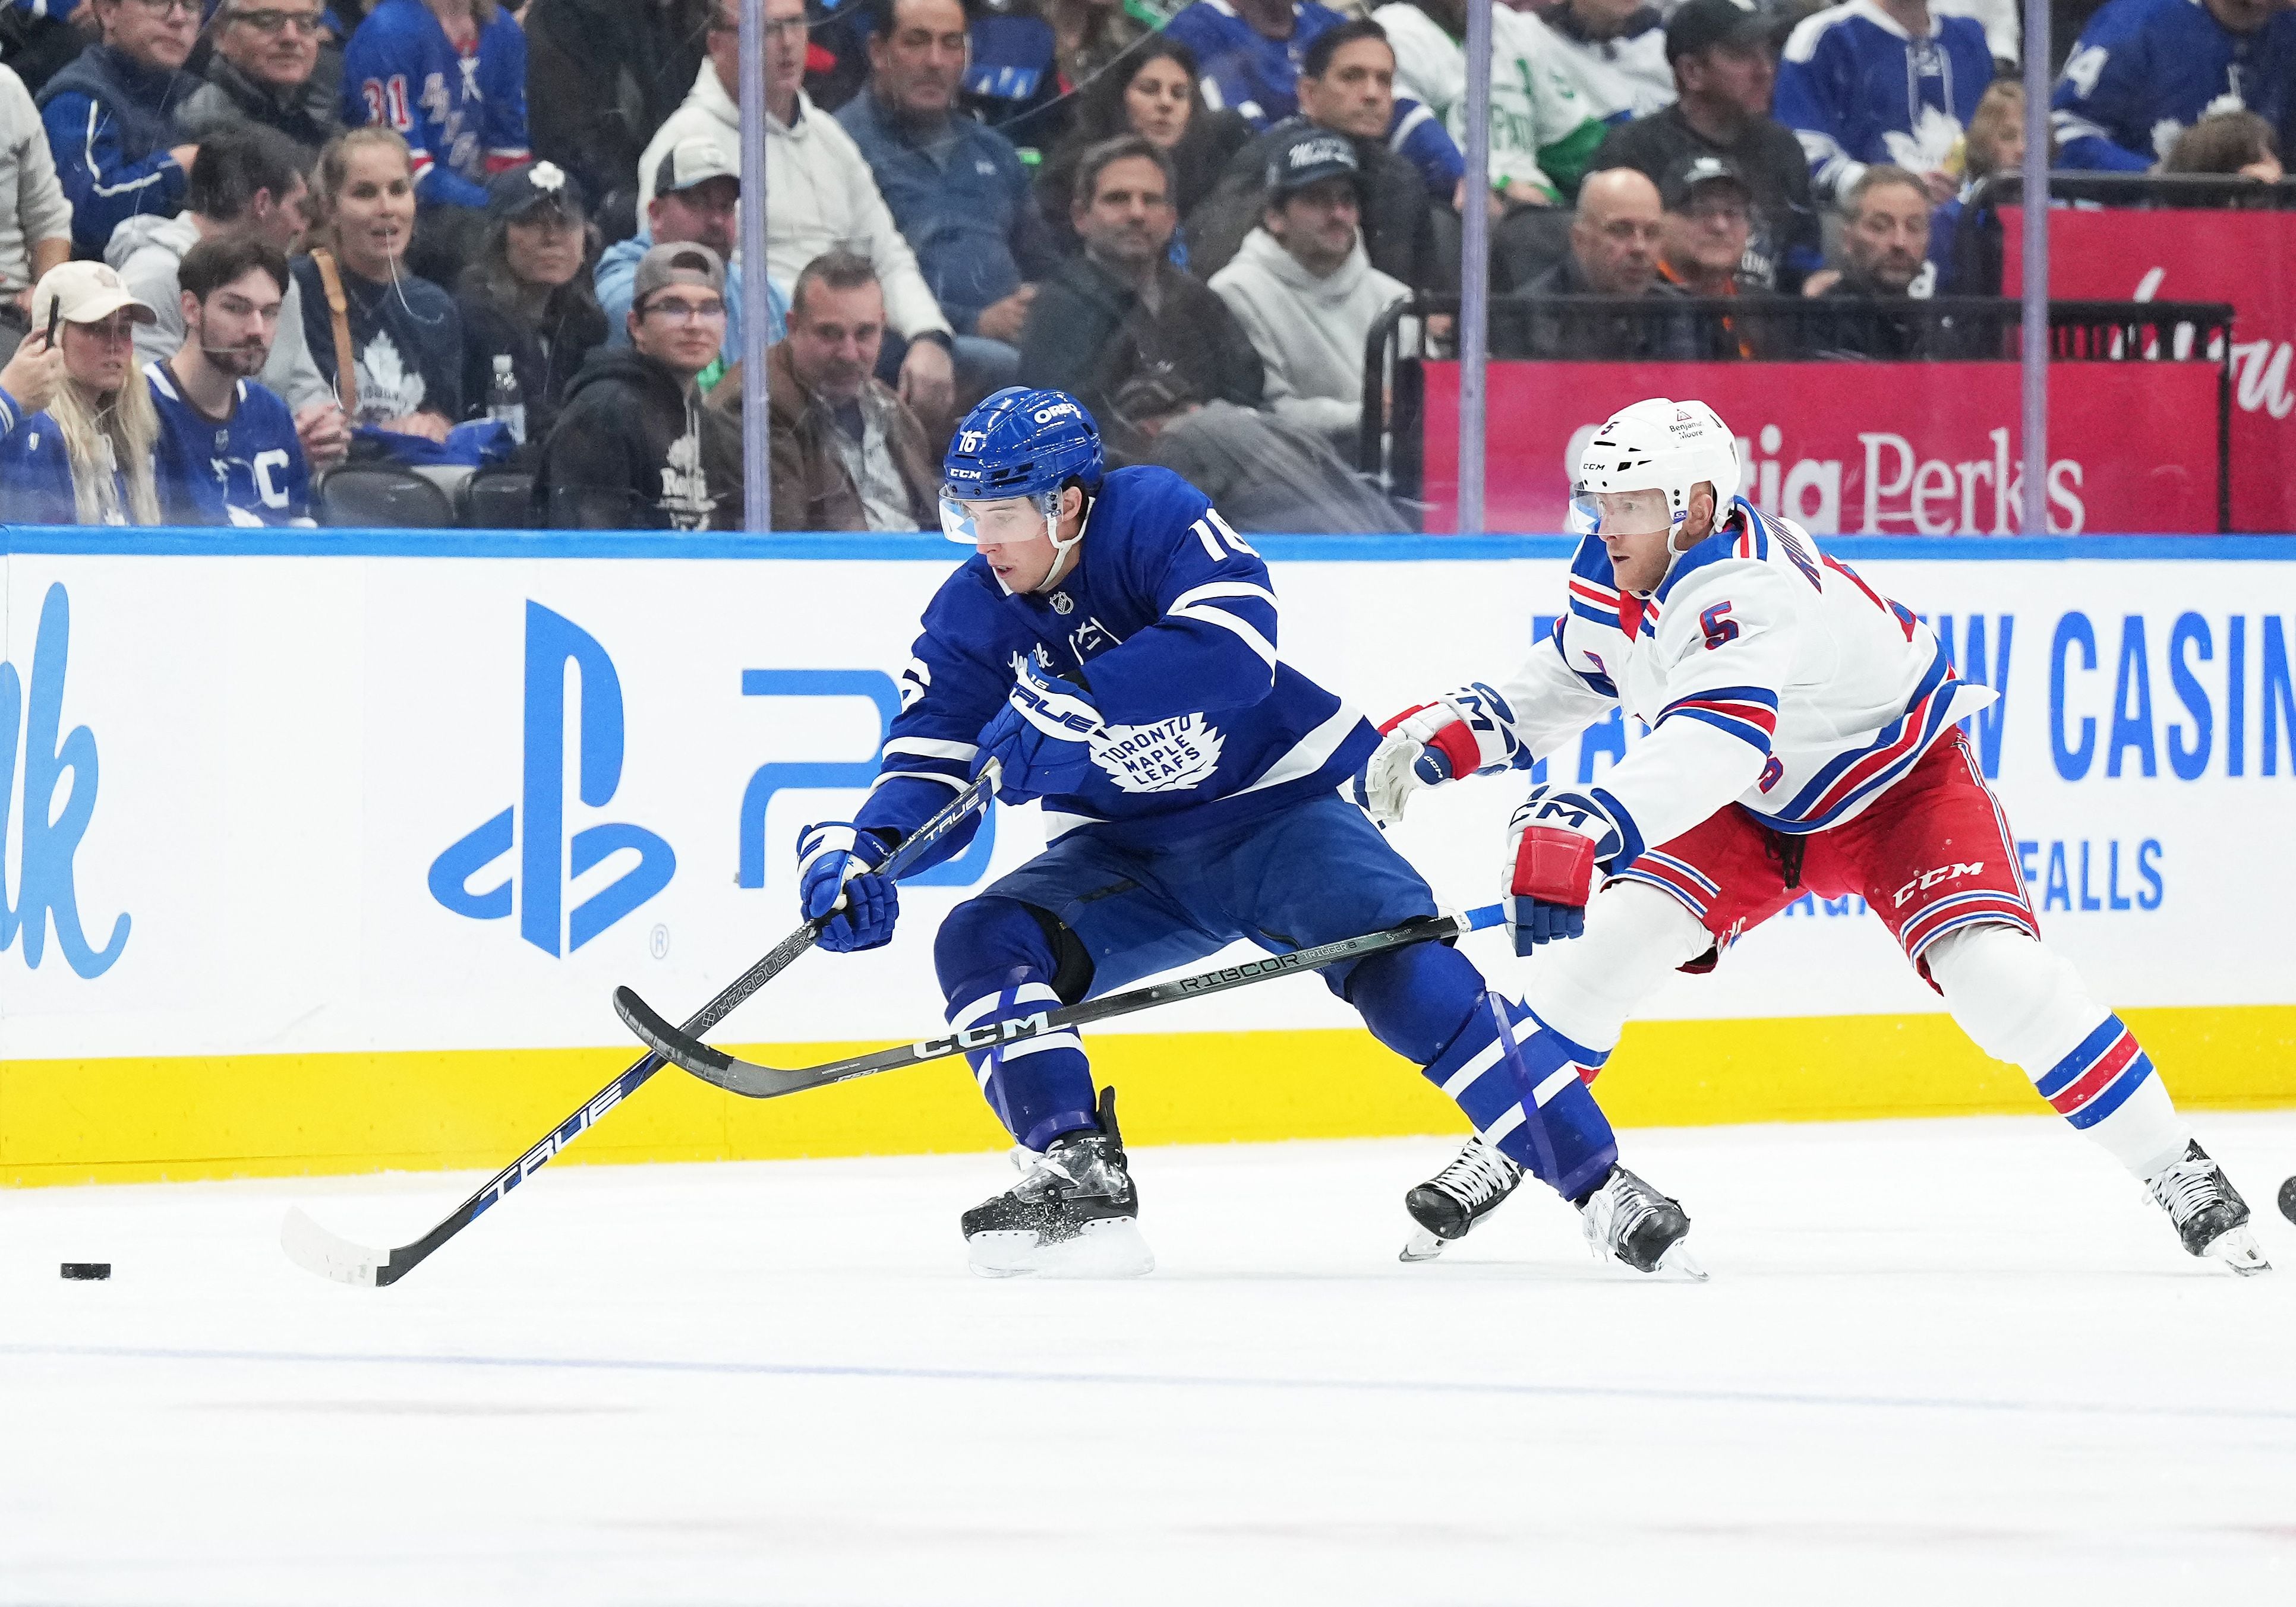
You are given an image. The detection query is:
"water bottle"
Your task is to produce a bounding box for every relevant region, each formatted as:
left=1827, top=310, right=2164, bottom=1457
left=488, top=355, right=525, bottom=446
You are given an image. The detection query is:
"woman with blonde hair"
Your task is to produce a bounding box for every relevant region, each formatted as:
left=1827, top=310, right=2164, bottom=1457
left=291, top=125, right=466, bottom=441
left=0, top=261, right=163, bottom=525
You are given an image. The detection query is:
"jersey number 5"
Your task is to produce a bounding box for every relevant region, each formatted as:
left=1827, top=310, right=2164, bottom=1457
left=1699, top=602, right=1738, bottom=651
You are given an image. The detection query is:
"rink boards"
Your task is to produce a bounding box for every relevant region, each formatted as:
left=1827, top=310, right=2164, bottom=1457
left=4, top=529, right=2294, bottom=1186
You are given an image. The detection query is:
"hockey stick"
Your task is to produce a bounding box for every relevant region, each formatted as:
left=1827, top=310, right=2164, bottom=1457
left=279, top=766, right=1000, bottom=1287
left=614, top=902, right=1508, bottom=1101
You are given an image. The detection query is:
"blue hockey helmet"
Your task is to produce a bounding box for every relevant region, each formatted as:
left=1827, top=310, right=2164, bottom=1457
left=939, top=388, right=1105, bottom=547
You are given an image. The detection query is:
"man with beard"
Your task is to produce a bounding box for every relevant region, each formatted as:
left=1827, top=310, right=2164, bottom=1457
left=1806, top=163, right=1935, bottom=358
left=753, top=249, right=936, bottom=531
left=145, top=229, right=311, bottom=525
left=1017, top=133, right=1261, bottom=456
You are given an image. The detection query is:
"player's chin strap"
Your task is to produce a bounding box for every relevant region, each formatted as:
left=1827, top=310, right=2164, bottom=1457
left=1040, top=485, right=1093, bottom=583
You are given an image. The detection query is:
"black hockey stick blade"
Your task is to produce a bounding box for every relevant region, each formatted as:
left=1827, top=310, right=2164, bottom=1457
left=618, top=902, right=1506, bottom=1101
left=279, top=769, right=998, bottom=1287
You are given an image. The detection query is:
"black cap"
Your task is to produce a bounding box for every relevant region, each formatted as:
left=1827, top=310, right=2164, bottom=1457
left=1661, top=153, right=1751, bottom=210
left=487, top=160, right=586, bottom=225
left=1666, top=0, right=1776, bottom=62
left=1266, top=127, right=1359, bottom=197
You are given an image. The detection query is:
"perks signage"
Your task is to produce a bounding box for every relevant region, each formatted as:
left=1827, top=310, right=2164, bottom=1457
left=1421, top=360, right=2220, bottom=535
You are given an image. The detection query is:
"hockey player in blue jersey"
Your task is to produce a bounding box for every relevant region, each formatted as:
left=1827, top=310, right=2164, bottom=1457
left=795, top=388, right=1701, bottom=1278
left=2051, top=0, right=2296, bottom=171
left=341, top=0, right=529, bottom=212
left=146, top=232, right=312, bottom=526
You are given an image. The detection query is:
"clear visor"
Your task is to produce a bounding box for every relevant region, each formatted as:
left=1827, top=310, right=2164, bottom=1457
left=1571, top=485, right=1680, bottom=538
left=939, top=491, right=1058, bottom=546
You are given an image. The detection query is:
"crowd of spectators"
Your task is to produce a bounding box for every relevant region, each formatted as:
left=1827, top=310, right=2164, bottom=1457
left=0, top=0, right=2289, bottom=531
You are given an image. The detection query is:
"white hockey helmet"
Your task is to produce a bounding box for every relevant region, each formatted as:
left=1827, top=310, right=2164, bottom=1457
left=1571, top=398, right=1740, bottom=531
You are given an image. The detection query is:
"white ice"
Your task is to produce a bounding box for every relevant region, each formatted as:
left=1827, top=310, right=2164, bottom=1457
left=4, top=1113, right=2294, bottom=1606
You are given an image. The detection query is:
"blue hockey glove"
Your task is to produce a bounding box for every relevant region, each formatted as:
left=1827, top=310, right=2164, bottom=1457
left=1501, top=787, right=1623, bottom=955
left=796, top=822, right=900, bottom=952
left=973, top=656, right=1104, bottom=804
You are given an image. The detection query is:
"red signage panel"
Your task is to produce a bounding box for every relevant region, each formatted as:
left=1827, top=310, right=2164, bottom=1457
left=1421, top=360, right=2219, bottom=535
left=2005, top=206, right=2293, bottom=532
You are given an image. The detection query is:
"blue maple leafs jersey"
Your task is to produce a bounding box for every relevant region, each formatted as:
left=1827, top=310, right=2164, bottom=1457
left=1166, top=0, right=1347, bottom=129
left=2051, top=0, right=2296, bottom=171
left=1776, top=0, right=1994, bottom=200
left=146, top=362, right=312, bottom=526
left=858, top=466, right=1377, bottom=858
left=341, top=0, right=530, bottom=210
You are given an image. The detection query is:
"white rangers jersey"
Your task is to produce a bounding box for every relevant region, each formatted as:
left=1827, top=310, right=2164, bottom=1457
left=1463, top=500, right=1995, bottom=866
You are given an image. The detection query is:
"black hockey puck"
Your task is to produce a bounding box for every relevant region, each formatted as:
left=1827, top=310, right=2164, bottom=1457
left=2278, top=1176, right=2296, bottom=1227
left=60, top=1262, right=111, bottom=1281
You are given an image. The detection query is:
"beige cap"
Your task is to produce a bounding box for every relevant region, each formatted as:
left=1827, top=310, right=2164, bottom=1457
left=32, top=261, right=157, bottom=331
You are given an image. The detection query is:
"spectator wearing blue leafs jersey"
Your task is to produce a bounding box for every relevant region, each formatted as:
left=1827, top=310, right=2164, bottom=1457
left=1775, top=0, right=1994, bottom=206
left=340, top=0, right=526, bottom=276
left=147, top=230, right=311, bottom=524
left=34, top=0, right=202, bottom=253
left=1165, top=0, right=1345, bottom=130
left=2051, top=0, right=2296, bottom=172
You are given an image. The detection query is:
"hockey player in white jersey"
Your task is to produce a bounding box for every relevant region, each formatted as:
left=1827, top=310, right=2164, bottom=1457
left=1359, top=397, right=2270, bottom=1274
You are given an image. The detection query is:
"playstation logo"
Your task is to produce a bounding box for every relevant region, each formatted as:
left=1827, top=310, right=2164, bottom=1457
left=428, top=602, right=675, bottom=955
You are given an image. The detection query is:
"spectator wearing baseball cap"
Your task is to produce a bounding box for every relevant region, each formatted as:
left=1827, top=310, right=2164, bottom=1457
left=1209, top=128, right=1409, bottom=452
left=1190, top=20, right=1453, bottom=292
left=1656, top=154, right=1759, bottom=356
left=454, top=161, right=610, bottom=445
left=537, top=239, right=745, bottom=529
left=0, top=259, right=164, bottom=523
left=596, top=137, right=787, bottom=396
left=1015, top=133, right=1262, bottom=459
left=1586, top=0, right=1821, bottom=292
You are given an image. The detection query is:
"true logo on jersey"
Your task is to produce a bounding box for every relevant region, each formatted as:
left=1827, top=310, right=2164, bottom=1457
left=1049, top=592, right=1074, bottom=615
left=1092, top=713, right=1224, bottom=793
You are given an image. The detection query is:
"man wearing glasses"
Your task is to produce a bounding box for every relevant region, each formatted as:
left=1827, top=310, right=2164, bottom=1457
left=177, top=0, right=343, bottom=165
left=537, top=239, right=743, bottom=529
left=34, top=0, right=203, bottom=252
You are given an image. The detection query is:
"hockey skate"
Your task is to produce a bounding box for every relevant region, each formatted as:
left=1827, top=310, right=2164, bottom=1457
left=1399, top=1136, right=1524, bottom=1262
left=2144, top=1141, right=2270, bottom=1276
left=1579, top=1164, right=1707, bottom=1280
left=962, top=1087, right=1153, bottom=1279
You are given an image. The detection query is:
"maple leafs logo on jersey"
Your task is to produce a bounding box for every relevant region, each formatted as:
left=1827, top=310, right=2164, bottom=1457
left=1091, top=714, right=1224, bottom=794
left=657, top=424, right=717, bottom=531
left=1882, top=105, right=1964, bottom=181
left=355, top=331, right=427, bottom=424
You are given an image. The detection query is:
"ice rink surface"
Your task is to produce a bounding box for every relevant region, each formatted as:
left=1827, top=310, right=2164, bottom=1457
left=4, top=1113, right=2293, bottom=1607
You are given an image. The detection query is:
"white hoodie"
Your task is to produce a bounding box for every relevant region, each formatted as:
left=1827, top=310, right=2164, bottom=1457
left=635, top=66, right=951, bottom=343
left=105, top=212, right=332, bottom=413
left=1209, top=226, right=1409, bottom=446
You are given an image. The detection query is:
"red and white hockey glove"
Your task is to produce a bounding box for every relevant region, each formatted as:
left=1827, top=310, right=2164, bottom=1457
left=1501, top=788, right=1622, bottom=954
left=1352, top=683, right=1524, bottom=827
